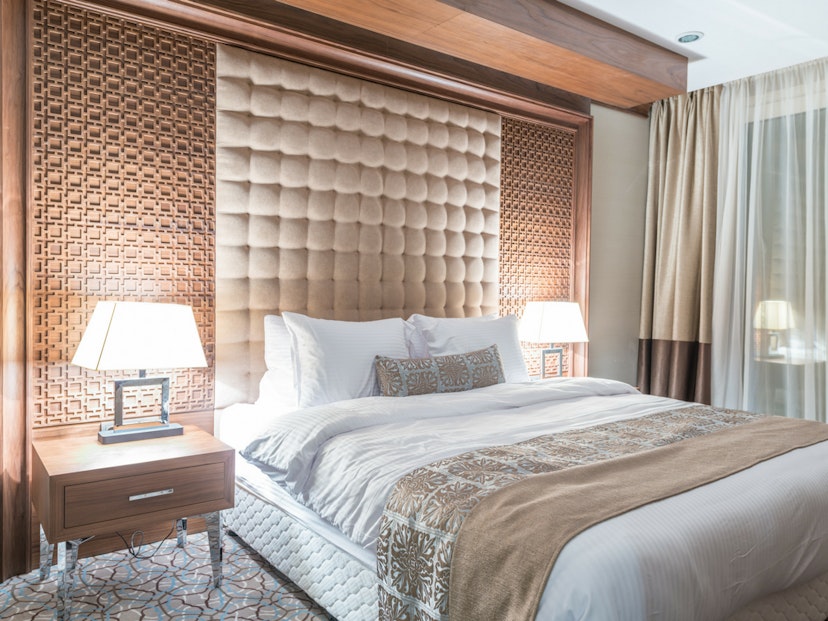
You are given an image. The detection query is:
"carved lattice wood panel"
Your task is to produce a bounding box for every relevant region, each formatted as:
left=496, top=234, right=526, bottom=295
left=499, top=117, right=576, bottom=377
left=30, top=0, right=216, bottom=427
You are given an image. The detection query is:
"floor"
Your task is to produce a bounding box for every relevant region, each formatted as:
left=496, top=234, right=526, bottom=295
left=0, top=531, right=335, bottom=620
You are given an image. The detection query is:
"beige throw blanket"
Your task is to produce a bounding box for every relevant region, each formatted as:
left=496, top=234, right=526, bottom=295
left=451, top=414, right=828, bottom=620
left=377, top=406, right=828, bottom=621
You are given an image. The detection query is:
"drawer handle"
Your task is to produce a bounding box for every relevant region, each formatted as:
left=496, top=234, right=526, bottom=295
left=129, top=488, right=174, bottom=502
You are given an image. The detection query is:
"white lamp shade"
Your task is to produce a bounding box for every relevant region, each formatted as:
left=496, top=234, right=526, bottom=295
left=519, top=301, right=589, bottom=344
left=72, top=301, right=207, bottom=371
left=754, top=300, right=794, bottom=330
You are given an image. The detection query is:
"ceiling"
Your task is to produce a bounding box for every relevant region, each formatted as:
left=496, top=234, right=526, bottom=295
left=559, top=0, right=828, bottom=91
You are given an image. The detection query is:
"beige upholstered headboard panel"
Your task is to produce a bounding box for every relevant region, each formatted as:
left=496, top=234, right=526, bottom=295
left=215, top=45, right=502, bottom=406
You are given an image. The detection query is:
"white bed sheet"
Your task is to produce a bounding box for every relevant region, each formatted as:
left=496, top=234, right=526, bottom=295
left=228, top=379, right=828, bottom=620
left=217, top=404, right=375, bottom=571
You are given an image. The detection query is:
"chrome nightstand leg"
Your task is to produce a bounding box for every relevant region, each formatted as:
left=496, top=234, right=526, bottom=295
left=176, top=517, right=188, bottom=547
left=204, top=511, right=223, bottom=587
left=38, top=525, right=54, bottom=580
left=56, top=538, right=81, bottom=621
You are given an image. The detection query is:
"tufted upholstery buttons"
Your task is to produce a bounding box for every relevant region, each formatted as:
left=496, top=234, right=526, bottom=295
left=215, top=44, right=501, bottom=406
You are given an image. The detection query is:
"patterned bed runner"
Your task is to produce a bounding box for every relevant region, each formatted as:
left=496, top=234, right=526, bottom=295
left=377, top=406, right=828, bottom=621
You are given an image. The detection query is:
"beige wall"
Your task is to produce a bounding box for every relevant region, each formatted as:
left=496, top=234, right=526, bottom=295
left=588, top=104, right=650, bottom=384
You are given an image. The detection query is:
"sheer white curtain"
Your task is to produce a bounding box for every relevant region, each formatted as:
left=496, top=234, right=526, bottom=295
left=713, top=58, right=828, bottom=421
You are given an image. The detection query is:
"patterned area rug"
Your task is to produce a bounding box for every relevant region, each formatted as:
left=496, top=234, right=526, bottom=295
left=0, top=531, right=335, bottom=620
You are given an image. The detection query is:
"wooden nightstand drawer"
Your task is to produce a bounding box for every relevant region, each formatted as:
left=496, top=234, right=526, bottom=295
left=64, top=461, right=227, bottom=530
left=33, top=427, right=235, bottom=542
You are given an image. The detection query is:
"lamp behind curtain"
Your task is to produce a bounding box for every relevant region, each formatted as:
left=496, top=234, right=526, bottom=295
left=713, top=59, right=828, bottom=421
left=638, top=86, right=720, bottom=403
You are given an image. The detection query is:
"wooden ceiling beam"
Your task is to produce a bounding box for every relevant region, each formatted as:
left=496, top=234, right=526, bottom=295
left=440, top=0, right=686, bottom=94
left=268, top=0, right=687, bottom=108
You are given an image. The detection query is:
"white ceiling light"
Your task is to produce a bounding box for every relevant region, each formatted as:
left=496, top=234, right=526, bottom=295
left=676, top=31, right=704, bottom=44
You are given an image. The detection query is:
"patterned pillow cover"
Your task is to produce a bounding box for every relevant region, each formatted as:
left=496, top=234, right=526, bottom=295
left=375, top=344, right=505, bottom=397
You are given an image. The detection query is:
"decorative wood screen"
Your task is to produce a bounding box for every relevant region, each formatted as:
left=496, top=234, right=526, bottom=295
left=30, top=0, right=216, bottom=427
left=29, top=2, right=585, bottom=421
left=499, top=117, right=577, bottom=377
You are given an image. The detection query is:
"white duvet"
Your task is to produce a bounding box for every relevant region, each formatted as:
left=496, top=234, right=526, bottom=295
left=241, top=377, right=828, bottom=620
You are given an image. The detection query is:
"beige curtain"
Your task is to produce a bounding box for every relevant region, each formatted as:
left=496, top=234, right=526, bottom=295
left=713, top=59, right=828, bottom=421
left=638, top=86, right=721, bottom=403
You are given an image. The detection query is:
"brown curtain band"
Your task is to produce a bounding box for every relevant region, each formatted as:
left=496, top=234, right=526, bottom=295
left=637, top=339, right=711, bottom=404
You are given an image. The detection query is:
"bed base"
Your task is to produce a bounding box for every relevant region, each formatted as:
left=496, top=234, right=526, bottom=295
left=727, top=572, right=828, bottom=620
left=227, top=483, right=828, bottom=620
left=225, top=483, right=378, bottom=621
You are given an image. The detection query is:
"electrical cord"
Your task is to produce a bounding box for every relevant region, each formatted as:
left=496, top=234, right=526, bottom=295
left=71, top=525, right=176, bottom=588
left=116, top=521, right=176, bottom=560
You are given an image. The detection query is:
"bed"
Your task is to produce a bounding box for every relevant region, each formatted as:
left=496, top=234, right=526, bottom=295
left=218, top=311, right=828, bottom=621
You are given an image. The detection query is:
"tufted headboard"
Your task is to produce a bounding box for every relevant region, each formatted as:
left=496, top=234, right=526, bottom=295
left=215, top=45, right=503, bottom=406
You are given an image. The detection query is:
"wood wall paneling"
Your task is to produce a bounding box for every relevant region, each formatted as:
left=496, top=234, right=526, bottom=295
left=0, top=0, right=31, bottom=582
left=499, top=116, right=590, bottom=377
left=30, top=0, right=216, bottom=429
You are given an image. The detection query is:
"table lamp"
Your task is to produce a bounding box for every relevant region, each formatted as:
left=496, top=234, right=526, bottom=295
left=72, top=301, right=207, bottom=444
left=754, top=299, right=794, bottom=358
left=519, top=301, right=588, bottom=378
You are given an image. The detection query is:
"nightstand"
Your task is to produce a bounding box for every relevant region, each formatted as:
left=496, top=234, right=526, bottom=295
left=31, top=427, right=235, bottom=620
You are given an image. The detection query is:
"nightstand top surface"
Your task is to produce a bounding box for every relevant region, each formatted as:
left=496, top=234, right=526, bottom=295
left=33, top=426, right=232, bottom=477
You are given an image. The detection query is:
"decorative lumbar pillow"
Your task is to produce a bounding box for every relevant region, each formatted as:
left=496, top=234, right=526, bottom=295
left=282, top=312, right=410, bottom=408
left=375, top=344, right=505, bottom=397
left=406, top=314, right=530, bottom=383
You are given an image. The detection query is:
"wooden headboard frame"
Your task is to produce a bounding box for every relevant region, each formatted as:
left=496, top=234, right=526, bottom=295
left=113, top=4, right=594, bottom=379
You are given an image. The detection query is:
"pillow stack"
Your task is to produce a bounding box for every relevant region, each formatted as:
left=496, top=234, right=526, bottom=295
left=259, top=312, right=529, bottom=409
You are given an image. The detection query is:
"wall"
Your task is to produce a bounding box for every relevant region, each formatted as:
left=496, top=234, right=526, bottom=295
left=588, top=104, right=649, bottom=384
left=2, top=0, right=592, bottom=575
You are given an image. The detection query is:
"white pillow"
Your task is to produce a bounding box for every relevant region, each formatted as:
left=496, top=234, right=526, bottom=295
left=407, top=314, right=530, bottom=383
left=404, top=314, right=497, bottom=358
left=264, top=314, right=293, bottom=371
left=261, top=315, right=297, bottom=406
left=256, top=369, right=298, bottom=409
left=282, top=312, right=410, bottom=408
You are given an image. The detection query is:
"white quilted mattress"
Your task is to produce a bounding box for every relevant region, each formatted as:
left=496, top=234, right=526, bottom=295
left=219, top=404, right=378, bottom=619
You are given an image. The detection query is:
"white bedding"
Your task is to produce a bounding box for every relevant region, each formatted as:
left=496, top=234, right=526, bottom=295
left=233, top=452, right=375, bottom=569
left=237, top=378, right=828, bottom=620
